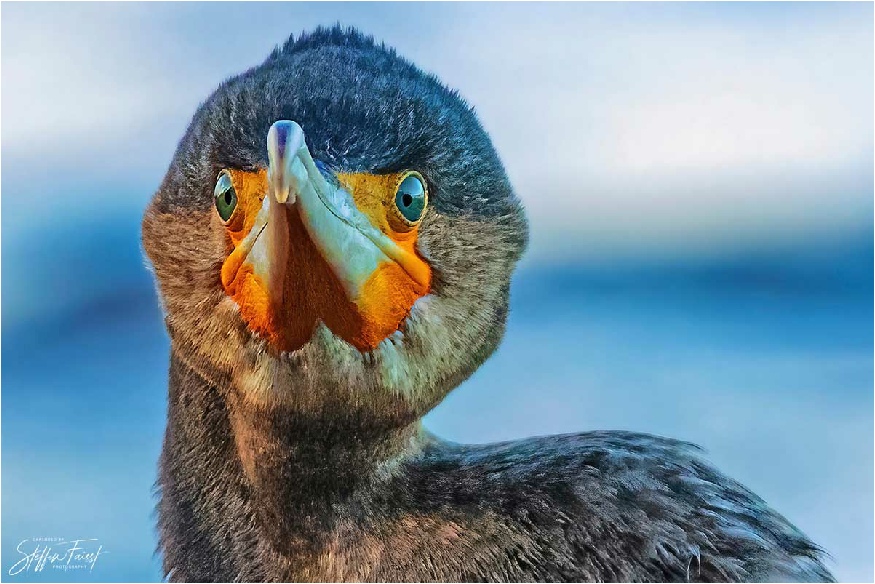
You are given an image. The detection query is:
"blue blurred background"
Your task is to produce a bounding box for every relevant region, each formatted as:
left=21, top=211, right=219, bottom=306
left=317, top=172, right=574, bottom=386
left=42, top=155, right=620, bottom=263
left=2, top=2, right=872, bottom=581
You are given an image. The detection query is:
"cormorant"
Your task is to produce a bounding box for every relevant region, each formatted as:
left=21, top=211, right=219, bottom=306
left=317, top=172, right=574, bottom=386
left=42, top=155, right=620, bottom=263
left=142, top=26, right=833, bottom=582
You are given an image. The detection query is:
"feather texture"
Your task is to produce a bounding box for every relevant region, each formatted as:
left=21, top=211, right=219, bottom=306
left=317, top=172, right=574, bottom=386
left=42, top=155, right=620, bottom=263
left=145, top=25, right=833, bottom=583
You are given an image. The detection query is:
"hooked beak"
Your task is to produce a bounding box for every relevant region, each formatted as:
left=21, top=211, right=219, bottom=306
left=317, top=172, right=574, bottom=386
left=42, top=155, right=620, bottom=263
left=227, top=120, right=430, bottom=352
left=265, top=120, right=429, bottom=299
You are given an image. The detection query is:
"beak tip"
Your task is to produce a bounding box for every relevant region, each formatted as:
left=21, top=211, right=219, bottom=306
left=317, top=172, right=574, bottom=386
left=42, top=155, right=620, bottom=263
left=268, top=120, right=305, bottom=205
left=268, top=120, right=305, bottom=160
left=274, top=188, right=296, bottom=205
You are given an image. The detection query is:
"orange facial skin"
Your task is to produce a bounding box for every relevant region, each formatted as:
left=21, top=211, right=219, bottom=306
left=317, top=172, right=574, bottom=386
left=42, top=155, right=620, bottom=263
left=218, top=169, right=431, bottom=353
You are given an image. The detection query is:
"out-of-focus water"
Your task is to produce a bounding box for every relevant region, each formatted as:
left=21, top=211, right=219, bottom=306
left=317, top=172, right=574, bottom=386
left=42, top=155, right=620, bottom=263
left=1, top=213, right=871, bottom=581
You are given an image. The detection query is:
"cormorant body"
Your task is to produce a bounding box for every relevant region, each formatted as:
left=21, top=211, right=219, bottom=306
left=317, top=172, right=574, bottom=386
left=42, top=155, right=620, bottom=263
left=143, top=27, right=833, bottom=582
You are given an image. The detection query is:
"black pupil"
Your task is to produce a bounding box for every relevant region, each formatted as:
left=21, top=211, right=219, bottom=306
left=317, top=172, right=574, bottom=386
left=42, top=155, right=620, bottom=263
left=402, top=193, right=413, bottom=207
left=224, top=191, right=232, bottom=205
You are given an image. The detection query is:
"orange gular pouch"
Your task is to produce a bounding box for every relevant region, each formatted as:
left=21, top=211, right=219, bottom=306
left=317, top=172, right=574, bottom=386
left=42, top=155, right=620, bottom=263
left=217, top=168, right=431, bottom=353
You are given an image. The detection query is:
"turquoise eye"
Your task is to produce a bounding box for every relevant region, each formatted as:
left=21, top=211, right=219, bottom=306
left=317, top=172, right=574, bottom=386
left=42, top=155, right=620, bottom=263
left=394, top=173, right=427, bottom=224
left=214, top=171, right=237, bottom=222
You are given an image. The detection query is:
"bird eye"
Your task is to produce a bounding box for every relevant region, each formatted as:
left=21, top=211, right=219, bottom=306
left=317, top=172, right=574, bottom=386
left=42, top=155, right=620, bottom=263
left=394, top=172, right=427, bottom=225
left=214, top=171, right=237, bottom=222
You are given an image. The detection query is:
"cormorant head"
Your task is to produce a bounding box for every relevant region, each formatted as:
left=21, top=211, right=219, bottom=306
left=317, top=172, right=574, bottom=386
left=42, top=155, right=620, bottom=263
left=143, top=27, right=527, bottom=424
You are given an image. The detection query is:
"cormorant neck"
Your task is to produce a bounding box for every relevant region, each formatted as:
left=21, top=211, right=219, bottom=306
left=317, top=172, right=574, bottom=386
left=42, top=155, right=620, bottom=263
left=223, top=372, right=423, bottom=556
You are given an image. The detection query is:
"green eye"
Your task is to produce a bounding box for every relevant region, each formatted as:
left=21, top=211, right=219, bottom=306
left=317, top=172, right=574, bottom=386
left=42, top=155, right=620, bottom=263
left=394, top=172, right=427, bottom=224
left=214, top=171, right=237, bottom=222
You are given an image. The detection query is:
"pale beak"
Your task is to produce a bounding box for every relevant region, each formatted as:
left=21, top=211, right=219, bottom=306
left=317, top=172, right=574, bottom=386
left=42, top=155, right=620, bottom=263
left=261, top=120, right=429, bottom=303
